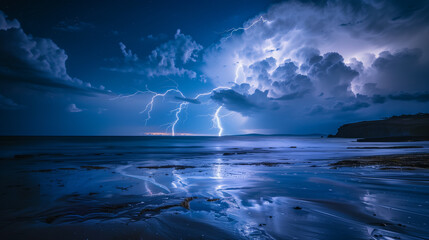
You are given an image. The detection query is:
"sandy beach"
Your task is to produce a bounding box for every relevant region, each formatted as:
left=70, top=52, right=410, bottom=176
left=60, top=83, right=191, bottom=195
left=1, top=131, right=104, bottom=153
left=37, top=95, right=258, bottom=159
left=0, top=136, right=428, bottom=240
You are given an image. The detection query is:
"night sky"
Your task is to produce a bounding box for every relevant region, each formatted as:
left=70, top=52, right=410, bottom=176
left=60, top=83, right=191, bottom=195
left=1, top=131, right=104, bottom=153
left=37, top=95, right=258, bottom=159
left=1, top=0, right=428, bottom=136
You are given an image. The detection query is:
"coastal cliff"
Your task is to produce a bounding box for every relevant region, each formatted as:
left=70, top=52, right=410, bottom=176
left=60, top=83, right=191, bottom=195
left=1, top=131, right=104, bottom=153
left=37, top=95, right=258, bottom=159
left=330, top=113, right=429, bottom=141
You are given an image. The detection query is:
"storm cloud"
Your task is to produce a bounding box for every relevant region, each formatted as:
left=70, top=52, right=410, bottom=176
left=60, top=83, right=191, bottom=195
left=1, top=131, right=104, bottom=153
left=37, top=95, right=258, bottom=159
left=0, top=11, right=106, bottom=95
left=211, top=88, right=278, bottom=116
left=200, top=0, right=429, bottom=131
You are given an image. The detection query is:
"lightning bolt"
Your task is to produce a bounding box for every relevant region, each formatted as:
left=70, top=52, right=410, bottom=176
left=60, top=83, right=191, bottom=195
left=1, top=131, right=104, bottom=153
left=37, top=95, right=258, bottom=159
left=234, top=62, right=243, bottom=84
left=213, top=106, right=223, bottom=136
left=169, top=102, right=187, bottom=136
left=224, top=16, right=268, bottom=40
left=140, top=88, right=186, bottom=125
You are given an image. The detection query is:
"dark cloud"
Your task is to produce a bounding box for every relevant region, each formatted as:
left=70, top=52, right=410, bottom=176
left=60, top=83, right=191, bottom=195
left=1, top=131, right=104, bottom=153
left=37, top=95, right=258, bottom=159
left=174, top=96, right=201, bottom=104
left=53, top=20, right=94, bottom=32
left=307, top=52, right=358, bottom=97
left=389, top=92, right=429, bottom=102
left=211, top=89, right=278, bottom=116
left=0, top=94, right=21, bottom=110
left=369, top=49, right=428, bottom=93
left=0, top=11, right=106, bottom=95
left=271, top=61, right=313, bottom=100
left=334, top=101, right=370, bottom=112
left=274, top=89, right=311, bottom=101
left=371, top=94, right=386, bottom=104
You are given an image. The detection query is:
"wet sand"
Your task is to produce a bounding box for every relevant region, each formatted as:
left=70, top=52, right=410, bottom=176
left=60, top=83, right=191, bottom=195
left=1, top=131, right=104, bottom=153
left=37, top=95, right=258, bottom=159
left=0, top=136, right=428, bottom=239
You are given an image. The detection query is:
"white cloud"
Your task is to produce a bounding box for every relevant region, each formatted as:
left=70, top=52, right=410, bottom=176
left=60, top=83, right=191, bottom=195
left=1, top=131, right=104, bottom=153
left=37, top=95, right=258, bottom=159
left=68, top=103, right=83, bottom=113
left=106, top=29, right=203, bottom=79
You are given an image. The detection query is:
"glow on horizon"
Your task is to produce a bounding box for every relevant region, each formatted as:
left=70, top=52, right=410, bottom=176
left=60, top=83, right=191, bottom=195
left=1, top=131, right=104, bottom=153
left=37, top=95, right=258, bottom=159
left=144, top=132, right=197, bottom=136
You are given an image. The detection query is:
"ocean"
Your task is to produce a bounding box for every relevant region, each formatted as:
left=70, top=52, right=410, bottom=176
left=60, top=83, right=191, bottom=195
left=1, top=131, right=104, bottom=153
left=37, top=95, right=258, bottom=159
left=0, top=136, right=428, bottom=239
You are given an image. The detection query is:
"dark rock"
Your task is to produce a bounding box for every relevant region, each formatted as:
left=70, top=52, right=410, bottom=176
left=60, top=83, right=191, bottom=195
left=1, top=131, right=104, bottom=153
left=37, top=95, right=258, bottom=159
left=206, top=198, right=220, bottom=202
left=58, top=168, right=78, bottom=170
left=223, top=152, right=235, bottom=156
left=331, top=153, right=429, bottom=169
left=81, top=166, right=109, bottom=170
left=137, top=165, right=195, bottom=170
left=347, top=146, right=423, bottom=149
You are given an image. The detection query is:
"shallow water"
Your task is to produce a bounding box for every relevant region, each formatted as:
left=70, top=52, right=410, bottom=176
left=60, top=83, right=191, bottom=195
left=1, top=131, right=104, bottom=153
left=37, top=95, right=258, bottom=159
left=0, top=136, right=428, bottom=239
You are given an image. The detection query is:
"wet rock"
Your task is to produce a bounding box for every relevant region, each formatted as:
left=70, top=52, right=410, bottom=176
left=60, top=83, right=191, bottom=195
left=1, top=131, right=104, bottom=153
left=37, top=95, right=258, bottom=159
left=223, top=152, right=235, bottom=156
left=293, top=206, right=302, bottom=210
left=331, top=153, right=429, bottom=169
left=116, top=186, right=132, bottom=191
left=31, top=169, right=54, bottom=173
left=45, top=215, right=63, bottom=224
left=137, top=165, right=195, bottom=170
left=81, top=166, right=109, bottom=170
left=181, top=197, right=198, bottom=209
left=58, top=168, right=78, bottom=170
left=101, top=203, right=134, bottom=213
left=347, top=146, right=423, bottom=149
left=139, top=197, right=198, bottom=216
left=14, top=154, right=34, bottom=159
left=234, top=162, right=290, bottom=167
left=206, top=198, right=220, bottom=202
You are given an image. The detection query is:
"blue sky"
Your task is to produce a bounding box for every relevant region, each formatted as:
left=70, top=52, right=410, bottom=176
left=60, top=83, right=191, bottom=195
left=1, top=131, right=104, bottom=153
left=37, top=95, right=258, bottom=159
left=0, top=0, right=428, bottom=135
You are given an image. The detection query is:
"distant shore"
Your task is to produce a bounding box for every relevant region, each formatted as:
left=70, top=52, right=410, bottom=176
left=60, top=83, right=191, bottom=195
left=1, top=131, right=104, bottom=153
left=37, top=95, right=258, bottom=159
left=329, top=113, right=429, bottom=141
